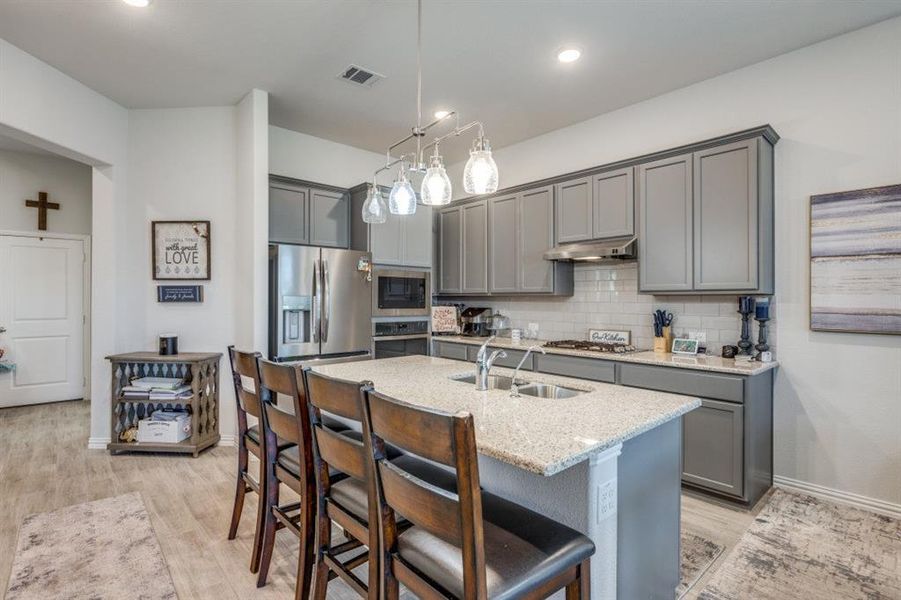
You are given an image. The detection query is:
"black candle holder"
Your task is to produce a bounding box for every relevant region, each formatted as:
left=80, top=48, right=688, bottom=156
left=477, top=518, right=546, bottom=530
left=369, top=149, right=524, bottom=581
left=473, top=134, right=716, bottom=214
left=755, top=317, right=770, bottom=359
left=737, top=296, right=755, bottom=356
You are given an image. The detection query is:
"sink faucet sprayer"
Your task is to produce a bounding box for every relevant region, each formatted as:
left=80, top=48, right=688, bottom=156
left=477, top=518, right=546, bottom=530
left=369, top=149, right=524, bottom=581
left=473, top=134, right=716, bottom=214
left=475, top=336, right=507, bottom=391
left=510, top=345, right=546, bottom=397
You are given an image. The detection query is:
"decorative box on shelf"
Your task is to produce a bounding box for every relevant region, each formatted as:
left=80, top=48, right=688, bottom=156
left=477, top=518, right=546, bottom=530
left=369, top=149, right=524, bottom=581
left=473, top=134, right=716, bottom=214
left=106, top=351, right=221, bottom=457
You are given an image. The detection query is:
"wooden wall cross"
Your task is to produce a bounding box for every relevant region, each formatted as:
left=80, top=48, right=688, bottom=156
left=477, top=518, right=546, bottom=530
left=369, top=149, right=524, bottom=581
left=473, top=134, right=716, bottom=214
left=24, top=192, right=60, bottom=231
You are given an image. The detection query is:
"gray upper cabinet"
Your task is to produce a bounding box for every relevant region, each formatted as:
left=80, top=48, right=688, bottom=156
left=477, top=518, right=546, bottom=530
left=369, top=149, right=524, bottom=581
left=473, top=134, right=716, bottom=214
left=462, top=200, right=489, bottom=294
left=309, top=188, right=349, bottom=248
left=693, top=139, right=758, bottom=290
left=270, top=184, right=309, bottom=245
left=593, top=167, right=634, bottom=239
left=555, top=177, right=593, bottom=243
left=519, top=186, right=555, bottom=292
left=638, top=153, right=694, bottom=292
left=489, top=194, right=518, bottom=293
left=369, top=210, right=403, bottom=264
left=348, top=185, right=432, bottom=268
left=438, top=206, right=463, bottom=294
left=402, top=204, right=433, bottom=268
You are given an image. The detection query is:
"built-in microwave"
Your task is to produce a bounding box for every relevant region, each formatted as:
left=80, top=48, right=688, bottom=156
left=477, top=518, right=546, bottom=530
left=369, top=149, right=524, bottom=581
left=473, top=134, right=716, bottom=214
left=373, top=269, right=431, bottom=317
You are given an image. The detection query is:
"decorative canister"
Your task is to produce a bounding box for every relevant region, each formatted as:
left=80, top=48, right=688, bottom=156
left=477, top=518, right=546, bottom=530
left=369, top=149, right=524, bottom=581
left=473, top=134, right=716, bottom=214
left=159, top=333, right=178, bottom=356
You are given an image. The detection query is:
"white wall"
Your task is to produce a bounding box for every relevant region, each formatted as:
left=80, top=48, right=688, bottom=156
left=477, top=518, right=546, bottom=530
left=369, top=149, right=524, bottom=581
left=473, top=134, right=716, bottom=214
left=124, top=107, right=242, bottom=439
left=451, top=17, right=901, bottom=508
left=0, top=149, right=92, bottom=235
left=269, top=124, right=386, bottom=188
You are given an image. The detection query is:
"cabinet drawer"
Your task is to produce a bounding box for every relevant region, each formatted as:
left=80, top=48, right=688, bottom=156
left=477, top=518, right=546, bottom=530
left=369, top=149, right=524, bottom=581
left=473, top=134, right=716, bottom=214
left=682, top=399, right=744, bottom=498
left=618, top=363, right=744, bottom=403
left=465, top=345, right=533, bottom=370
left=535, top=354, right=615, bottom=383
left=434, top=342, right=467, bottom=361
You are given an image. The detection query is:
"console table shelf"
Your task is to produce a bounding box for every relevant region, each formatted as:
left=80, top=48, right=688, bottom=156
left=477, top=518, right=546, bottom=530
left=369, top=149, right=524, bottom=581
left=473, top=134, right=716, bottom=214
left=106, top=352, right=221, bottom=457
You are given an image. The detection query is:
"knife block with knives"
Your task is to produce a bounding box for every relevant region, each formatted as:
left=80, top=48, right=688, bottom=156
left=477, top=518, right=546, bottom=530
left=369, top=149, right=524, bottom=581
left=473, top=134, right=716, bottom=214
left=653, top=310, right=675, bottom=353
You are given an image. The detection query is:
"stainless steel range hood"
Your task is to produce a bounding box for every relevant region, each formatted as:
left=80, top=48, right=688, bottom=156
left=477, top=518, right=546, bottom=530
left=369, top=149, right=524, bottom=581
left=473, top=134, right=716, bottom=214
left=543, top=236, right=637, bottom=262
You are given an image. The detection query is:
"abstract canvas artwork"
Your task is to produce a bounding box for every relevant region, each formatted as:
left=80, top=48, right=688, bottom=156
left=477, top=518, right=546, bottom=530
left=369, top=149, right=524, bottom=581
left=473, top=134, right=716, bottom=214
left=810, top=184, right=901, bottom=334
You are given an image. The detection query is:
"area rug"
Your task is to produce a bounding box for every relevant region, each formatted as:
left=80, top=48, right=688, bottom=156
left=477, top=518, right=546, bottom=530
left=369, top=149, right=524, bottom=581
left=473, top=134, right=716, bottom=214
left=5, top=492, right=178, bottom=600
left=699, top=489, right=901, bottom=599
left=678, top=530, right=725, bottom=598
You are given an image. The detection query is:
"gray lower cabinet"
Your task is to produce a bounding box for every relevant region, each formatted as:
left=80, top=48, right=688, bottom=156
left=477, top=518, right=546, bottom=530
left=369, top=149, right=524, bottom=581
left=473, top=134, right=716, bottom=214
left=438, top=206, right=463, bottom=294
left=309, top=188, right=349, bottom=248
left=555, top=177, right=593, bottom=243
left=432, top=340, right=773, bottom=506
left=462, top=200, right=489, bottom=294
left=270, top=177, right=349, bottom=248
left=638, top=153, right=694, bottom=292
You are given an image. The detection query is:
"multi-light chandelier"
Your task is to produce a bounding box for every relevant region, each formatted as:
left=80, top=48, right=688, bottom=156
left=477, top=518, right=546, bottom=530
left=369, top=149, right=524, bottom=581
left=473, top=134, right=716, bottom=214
left=361, top=0, right=499, bottom=224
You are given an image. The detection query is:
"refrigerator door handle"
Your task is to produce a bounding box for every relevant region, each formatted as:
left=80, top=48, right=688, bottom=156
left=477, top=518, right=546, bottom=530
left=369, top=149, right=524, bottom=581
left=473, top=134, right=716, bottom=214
left=321, top=259, right=330, bottom=342
left=312, top=259, right=321, bottom=343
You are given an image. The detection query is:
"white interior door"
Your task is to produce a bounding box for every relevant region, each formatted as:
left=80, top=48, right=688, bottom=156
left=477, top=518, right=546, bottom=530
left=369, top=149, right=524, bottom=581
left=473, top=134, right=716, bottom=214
left=0, top=235, right=84, bottom=408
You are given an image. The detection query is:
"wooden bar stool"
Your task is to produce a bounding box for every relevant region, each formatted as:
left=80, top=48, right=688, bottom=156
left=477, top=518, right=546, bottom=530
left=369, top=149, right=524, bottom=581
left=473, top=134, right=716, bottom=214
left=303, top=368, right=458, bottom=600
left=226, top=346, right=289, bottom=573
left=362, top=388, right=595, bottom=600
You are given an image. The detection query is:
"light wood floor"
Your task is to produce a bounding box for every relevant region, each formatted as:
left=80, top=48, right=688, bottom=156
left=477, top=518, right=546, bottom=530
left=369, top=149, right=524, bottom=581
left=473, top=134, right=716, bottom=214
left=1, top=400, right=765, bottom=599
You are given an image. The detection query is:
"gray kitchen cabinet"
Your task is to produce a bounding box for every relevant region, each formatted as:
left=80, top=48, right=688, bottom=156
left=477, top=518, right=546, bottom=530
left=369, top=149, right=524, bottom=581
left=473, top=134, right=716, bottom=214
left=682, top=399, right=744, bottom=497
left=269, top=183, right=309, bottom=245
left=519, top=186, right=555, bottom=292
left=462, top=200, right=489, bottom=294
left=403, top=204, right=433, bottom=267
left=309, top=188, right=349, bottom=248
left=433, top=340, right=468, bottom=361
left=638, top=152, right=694, bottom=292
left=693, top=139, right=759, bottom=290
left=593, top=166, right=634, bottom=239
left=555, top=176, right=593, bottom=243
left=489, top=194, right=518, bottom=293
left=349, top=185, right=432, bottom=267
left=438, top=206, right=463, bottom=294
left=369, top=210, right=403, bottom=264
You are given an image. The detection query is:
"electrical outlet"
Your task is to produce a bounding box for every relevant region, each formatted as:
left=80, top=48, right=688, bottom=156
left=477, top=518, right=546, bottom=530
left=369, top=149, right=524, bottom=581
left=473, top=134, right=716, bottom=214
left=597, top=479, right=617, bottom=521
left=690, top=331, right=707, bottom=344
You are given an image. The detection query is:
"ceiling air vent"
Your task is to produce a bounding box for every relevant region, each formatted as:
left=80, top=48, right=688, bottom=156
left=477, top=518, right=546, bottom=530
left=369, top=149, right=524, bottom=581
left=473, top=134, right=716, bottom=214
left=338, top=64, right=385, bottom=87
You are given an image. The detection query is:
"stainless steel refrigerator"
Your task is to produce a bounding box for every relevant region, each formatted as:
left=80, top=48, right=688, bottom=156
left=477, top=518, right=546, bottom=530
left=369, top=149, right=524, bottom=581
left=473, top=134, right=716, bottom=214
left=269, top=244, right=372, bottom=362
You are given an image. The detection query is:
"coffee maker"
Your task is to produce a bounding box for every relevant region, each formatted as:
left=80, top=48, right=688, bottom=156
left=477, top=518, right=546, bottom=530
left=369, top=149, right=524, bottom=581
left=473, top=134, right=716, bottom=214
left=460, top=307, right=492, bottom=337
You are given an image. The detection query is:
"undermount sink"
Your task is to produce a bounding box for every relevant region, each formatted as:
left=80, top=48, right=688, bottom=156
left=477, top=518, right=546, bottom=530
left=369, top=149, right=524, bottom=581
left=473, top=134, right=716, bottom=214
left=450, top=373, right=523, bottom=390
left=515, top=383, right=585, bottom=399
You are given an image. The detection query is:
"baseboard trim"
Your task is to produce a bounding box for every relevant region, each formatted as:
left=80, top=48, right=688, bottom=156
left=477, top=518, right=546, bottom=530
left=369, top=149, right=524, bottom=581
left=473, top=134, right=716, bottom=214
left=88, top=436, right=110, bottom=450
left=217, top=434, right=236, bottom=447
left=774, top=475, right=901, bottom=519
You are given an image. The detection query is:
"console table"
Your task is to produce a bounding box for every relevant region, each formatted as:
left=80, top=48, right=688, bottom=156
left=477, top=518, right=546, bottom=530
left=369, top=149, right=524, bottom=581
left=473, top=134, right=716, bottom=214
left=106, top=352, right=221, bottom=457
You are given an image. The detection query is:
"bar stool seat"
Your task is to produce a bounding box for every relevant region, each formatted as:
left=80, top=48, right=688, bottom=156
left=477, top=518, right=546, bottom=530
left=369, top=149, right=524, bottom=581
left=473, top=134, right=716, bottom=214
left=396, top=491, right=594, bottom=600
left=245, top=425, right=295, bottom=451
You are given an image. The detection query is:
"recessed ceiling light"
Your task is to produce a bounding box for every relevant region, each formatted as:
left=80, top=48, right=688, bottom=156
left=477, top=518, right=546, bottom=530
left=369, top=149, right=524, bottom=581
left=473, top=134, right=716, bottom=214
left=557, top=47, right=582, bottom=63
left=122, top=0, right=152, bottom=7
left=434, top=110, right=451, bottom=119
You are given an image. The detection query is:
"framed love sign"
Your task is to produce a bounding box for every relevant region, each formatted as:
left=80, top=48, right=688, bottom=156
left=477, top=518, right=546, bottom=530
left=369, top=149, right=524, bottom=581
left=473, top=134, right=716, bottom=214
left=152, top=221, right=211, bottom=280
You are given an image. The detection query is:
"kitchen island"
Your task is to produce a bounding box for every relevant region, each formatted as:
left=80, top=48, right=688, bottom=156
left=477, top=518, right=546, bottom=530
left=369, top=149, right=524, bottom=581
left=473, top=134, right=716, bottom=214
left=313, top=355, right=701, bottom=600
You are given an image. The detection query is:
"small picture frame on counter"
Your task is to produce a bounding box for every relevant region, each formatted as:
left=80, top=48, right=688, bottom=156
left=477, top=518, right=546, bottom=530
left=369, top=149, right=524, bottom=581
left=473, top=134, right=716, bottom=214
left=671, top=338, right=700, bottom=355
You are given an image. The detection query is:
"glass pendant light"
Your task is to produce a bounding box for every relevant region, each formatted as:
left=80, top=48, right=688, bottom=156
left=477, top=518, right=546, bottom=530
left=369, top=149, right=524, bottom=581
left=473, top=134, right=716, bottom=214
left=388, top=164, right=417, bottom=215
left=420, top=149, right=452, bottom=206
left=463, top=136, right=499, bottom=194
left=361, top=182, right=387, bottom=224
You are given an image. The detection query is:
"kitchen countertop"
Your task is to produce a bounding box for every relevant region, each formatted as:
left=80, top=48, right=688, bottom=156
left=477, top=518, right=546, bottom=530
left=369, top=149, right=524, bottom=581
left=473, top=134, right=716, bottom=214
left=312, top=355, right=700, bottom=476
left=433, top=335, right=779, bottom=376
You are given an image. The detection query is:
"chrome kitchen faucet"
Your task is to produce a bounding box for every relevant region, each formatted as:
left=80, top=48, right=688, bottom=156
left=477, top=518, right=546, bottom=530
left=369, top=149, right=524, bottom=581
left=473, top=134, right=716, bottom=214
left=510, top=345, right=545, bottom=397
left=474, top=336, right=507, bottom=391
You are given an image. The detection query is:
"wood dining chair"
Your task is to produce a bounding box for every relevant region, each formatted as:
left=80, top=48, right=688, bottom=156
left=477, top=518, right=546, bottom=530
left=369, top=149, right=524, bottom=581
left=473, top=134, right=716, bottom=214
left=226, top=346, right=290, bottom=573
left=361, top=387, right=596, bottom=600
left=303, top=368, right=459, bottom=600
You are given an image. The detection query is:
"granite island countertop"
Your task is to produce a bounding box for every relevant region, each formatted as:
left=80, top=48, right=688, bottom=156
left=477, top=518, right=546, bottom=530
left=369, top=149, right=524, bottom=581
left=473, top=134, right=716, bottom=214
left=434, top=335, right=778, bottom=376
left=311, top=355, right=700, bottom=477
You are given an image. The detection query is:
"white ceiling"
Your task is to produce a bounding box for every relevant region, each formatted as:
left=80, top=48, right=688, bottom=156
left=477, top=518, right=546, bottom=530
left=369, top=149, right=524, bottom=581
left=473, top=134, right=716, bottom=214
left=1, top=0, right=900, bottom=160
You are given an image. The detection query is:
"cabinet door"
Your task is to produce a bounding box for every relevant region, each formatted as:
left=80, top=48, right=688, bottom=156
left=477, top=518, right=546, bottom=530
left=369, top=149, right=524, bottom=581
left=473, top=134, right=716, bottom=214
left=402, top=204, right=433, bottom=268
left=519, top=186, right=555, bottom=292
left=462, top=200, right=489, bottom=294
left=438, top=207, right=462, bottom=293
left=682, top=399, right=744, bottom=498
left=371, top=212, right=403, bottom=265
left=269, top=185, right=309, bottom=244
left=638, top=153, right=693, bottom=292
left=593, top=166, right=634, bottom=238
left=309, top=189, right=349, bottom=248
left=693, top=139, right=758, bottom=290
left=489, top=194, right=519, bottom=293
left=555, top=177, right=593, bottom=243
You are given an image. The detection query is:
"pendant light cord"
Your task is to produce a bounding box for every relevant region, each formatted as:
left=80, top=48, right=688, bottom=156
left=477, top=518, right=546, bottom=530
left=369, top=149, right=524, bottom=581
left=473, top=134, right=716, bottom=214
left=416, top=0, right=422, bottom=165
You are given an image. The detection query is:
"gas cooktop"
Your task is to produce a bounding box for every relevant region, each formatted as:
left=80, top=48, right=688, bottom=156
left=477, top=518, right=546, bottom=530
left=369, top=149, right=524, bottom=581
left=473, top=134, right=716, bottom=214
left=543, top=340, right=639, bottom=354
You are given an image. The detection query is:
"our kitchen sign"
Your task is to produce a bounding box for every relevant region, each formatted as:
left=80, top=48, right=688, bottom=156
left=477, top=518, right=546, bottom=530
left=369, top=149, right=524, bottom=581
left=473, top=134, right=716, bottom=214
left=152, top=221, right=211, bottom=280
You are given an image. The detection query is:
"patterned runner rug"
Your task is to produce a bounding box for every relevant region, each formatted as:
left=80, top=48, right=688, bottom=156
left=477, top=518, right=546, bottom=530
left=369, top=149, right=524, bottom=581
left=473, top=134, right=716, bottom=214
left=5, top=492, right=178, bottom=600
left=699, top=489, right=901, bottom=599
left=679, top=530, right=725, bottom=598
